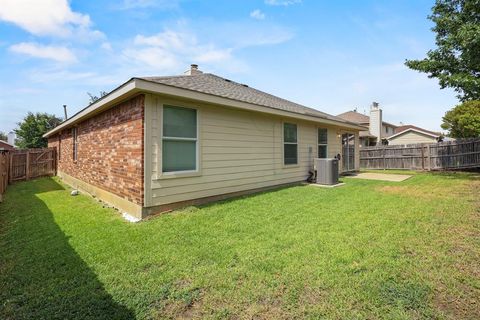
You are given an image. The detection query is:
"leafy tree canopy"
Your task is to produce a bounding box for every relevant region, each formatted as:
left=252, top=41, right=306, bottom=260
left=15, top=112, right=63, bottom=149
left=405, top=0, right=480, bottom=101
left=441, top=100, right=480, bottom=137
left=0, top=131, right=7, bottom=142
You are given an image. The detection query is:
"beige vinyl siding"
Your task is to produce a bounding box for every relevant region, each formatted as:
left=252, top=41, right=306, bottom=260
left=388, top=131, right=437, bottom=145
left=145, top=94, right=354, bottom=207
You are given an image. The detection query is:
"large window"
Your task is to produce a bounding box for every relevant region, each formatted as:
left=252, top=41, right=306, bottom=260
left=72, top=127, right=78, bottom=161
left=283, top=123, right=297, bottom=165
left=162, top=105, right=197, bottom=173
left=318, top=128, right=328, bottom=158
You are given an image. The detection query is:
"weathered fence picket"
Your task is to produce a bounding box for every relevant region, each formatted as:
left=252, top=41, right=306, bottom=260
left=360, top=138, right=480, bottom=170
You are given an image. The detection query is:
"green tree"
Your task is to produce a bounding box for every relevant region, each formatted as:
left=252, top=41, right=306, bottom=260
left=0, top=131, right=7, bottom=142
left=15, top=112, right=63, bottom=148
left=441, top=100, right=480, bottom=137
left=405, top=0, right=480, bottom=101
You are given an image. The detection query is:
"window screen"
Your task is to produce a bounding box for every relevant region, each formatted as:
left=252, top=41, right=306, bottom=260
left=162, top=105, right=197, bottom=172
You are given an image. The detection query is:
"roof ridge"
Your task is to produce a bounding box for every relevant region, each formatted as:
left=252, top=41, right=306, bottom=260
left=200, top=73, right=339, bottom=119
left=138, top=72, right=357, bottom=125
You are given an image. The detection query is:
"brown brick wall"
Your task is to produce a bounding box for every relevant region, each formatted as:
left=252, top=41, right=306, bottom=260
left=48, top=94, right=145, bottom=206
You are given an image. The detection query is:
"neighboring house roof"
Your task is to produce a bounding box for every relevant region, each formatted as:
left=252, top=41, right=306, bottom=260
left=337, top=110, right=397, bottom=128
left=388, top=126, right=440, bottom=140
left=44, top=71, right=366, bottom=138
left=359, top=131, right=377, bottom=138
left=394, top=125, right=440, bottom=137
left=0, top=140, right=15, bottom=150
left=337, top=110, right=370, bottom=124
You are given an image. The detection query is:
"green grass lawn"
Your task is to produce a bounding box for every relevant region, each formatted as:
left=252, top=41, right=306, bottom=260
left=1, top=172, right=479, bottom=319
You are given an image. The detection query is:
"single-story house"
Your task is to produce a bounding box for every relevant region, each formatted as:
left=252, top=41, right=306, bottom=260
left=338, top=102, right=397, bottom=147
left=44, top=65, right=365, bottom=220
left=0, top=140, right=15, bottom=151
left=387, top=125, right=442, bottom=145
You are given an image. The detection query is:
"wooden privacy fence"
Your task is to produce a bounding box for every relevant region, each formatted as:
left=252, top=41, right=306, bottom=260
left=9, top=148, right=57, bottom=182
left=0, top=148, right=56, bottom=202
left=360, top=138, right=480, bottom=171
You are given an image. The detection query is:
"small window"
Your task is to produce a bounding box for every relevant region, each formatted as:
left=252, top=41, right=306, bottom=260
left=72, top=128, right=78, bottom=161
left=318, top=128, right=328, bottom=158
left=283, top=123, right=297, bottom=165
left=162, top=105, right=197, bottom=173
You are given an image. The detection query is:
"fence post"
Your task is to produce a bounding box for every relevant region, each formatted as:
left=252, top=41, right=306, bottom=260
left=8, top=152, right=13, bottom=184
left=383, top=147, right=386, bottom=170
left=25, top=150, right=30, bottom=180
left=421, top=144, right=425, bottom=170
left=426, top=144, right=431, bottom=171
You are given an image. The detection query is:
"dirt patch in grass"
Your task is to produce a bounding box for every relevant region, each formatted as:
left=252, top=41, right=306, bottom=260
left=149, top=280, right=205, bottom=319
left=434, top=283, right=480, bottom=320
left=376, top=181, right=472, bottom=200
left=376, top=185, right=446, bottom=200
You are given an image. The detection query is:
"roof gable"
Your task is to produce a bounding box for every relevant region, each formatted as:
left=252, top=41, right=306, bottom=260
left=395, top=125, right=440, bottom=137
left=388, top=127, right=440, bottom=140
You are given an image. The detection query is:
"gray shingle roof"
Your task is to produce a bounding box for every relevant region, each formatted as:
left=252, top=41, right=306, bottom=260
left=140, top=73, right=352, bottom=124
left=337, top=110, right=370, bottom=124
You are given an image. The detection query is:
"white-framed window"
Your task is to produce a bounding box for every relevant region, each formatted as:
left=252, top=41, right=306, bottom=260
left=283, top=123, right=298, bottom=165
left=318, top=128, right=328, bottom=158
left=162, top=105, right=198, bottom=173
left=72, top=127, right=78, bottom=161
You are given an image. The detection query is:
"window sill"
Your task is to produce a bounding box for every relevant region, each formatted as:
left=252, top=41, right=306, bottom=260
left=154, top=170, right=202, bottom=180
left=283, top=164, right=300, bottom=169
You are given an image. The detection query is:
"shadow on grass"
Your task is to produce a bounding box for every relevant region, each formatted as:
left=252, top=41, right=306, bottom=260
left=0, top=178, right=134, bottom=319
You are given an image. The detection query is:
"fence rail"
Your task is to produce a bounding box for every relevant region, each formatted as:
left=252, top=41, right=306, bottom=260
left=360, top=139, right=480, bottom=170
left=0, top=148, right=56, bottom=202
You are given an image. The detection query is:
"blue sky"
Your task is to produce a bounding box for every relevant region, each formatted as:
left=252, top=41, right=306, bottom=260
left=0, top=0, right=458, bottom=133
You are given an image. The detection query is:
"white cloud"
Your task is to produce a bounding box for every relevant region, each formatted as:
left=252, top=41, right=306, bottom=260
left=123, top=20, right=294, bottom=74
left=101, top=42, right=112, bottom=51
left=265, top=0, right=301, bottom=6
left=9, top=42, right=77, bottom=63
left=194, top=48, right=232, bottom=63
left=0, top=0, right=102, bottom=38
left=250, top=9, right=266, bottom=20
left=123, top=29, right=239, bottom=72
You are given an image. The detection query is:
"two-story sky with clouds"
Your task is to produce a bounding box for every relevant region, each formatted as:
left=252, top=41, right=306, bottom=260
left=0, top=0, right=459, bottom=133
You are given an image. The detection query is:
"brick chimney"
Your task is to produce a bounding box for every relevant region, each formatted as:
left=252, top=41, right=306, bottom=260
left=184, top=64, right=203, bottom=75
left=7, top=131, right=16, bottom=146
left=369, top=102, right=382, bottom=143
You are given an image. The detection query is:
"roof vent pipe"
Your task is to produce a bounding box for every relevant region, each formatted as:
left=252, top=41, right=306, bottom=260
left=63, top=105, right=68, bottom=120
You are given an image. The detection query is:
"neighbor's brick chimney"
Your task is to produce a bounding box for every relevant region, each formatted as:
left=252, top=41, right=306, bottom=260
left=369, top=102, right=382, bottom=143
